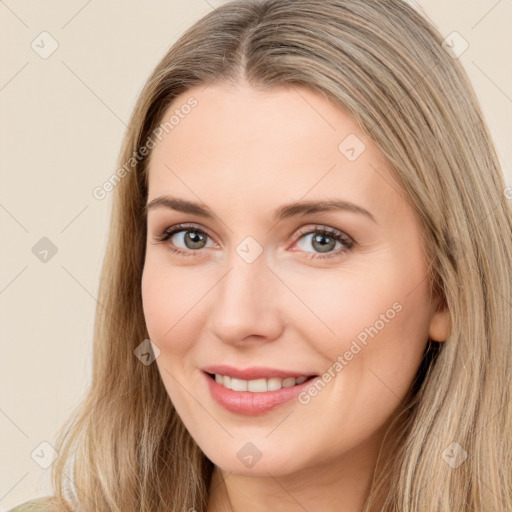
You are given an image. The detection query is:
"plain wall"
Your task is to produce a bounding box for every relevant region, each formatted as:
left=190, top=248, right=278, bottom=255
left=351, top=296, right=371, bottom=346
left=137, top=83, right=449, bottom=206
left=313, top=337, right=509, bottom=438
left=1, top=0, right=511, bottom=508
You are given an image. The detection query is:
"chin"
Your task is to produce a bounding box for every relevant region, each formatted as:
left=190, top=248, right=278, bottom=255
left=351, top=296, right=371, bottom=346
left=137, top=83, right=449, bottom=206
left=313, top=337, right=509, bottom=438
left=200, top=440, right=311, bottom=477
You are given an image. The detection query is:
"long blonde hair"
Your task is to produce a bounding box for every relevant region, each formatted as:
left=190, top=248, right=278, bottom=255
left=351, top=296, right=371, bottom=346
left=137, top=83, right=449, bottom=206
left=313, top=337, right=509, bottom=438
left=50, top=1, right=512, bottom=510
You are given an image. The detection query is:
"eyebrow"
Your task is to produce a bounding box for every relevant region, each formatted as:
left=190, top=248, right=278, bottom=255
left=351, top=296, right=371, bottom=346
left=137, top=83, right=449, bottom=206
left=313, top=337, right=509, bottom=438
left=144, top=196, right=377, bottom=224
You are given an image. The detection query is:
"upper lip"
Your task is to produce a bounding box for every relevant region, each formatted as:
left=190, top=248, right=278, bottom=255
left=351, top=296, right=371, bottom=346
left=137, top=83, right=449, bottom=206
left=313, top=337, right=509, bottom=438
left=202, top=365, right=317, bottom=380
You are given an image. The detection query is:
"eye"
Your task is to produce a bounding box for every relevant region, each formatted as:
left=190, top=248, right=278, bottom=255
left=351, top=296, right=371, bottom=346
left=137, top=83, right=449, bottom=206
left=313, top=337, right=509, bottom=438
left=153, top=223, right=215, bottom=257
left=292, top=225, right=354, bottom=260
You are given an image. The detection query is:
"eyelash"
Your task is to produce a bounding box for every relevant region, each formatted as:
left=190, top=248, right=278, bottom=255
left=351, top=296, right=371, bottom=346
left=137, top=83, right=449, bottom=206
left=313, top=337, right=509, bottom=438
left=153, top=223, right=355, bottom=260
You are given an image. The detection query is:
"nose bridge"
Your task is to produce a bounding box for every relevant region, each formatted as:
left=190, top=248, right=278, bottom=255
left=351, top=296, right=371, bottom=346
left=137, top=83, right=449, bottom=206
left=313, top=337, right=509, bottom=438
left=208, top=248, right=282, bottom=344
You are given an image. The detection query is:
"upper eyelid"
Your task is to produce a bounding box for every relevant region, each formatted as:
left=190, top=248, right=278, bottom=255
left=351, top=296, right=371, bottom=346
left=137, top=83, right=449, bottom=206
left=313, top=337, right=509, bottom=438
left=166, top=222, right=216, bottom=241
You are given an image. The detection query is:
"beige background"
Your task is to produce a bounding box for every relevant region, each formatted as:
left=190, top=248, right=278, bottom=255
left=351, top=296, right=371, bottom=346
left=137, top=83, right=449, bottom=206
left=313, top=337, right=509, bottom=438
left=1, top=0, right=511, bottom=508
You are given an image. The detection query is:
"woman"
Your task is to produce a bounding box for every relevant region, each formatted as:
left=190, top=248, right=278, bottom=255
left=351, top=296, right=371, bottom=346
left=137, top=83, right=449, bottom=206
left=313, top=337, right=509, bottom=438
left=11, top=0, right=512, bottom=510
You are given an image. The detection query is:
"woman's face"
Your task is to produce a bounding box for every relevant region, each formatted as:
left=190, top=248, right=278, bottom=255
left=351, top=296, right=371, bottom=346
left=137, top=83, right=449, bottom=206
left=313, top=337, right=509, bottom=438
left=141, top=81, right=450, bottom=477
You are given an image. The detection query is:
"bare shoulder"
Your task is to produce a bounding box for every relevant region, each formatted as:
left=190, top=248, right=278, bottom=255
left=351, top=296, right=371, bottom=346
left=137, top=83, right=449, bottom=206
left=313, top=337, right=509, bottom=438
left=7, top=497, right=55, bottom=512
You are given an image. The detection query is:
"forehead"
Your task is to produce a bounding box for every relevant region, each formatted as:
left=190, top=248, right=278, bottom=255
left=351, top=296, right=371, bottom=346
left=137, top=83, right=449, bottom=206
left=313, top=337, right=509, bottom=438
left=146, top=82, right=406, bottom=222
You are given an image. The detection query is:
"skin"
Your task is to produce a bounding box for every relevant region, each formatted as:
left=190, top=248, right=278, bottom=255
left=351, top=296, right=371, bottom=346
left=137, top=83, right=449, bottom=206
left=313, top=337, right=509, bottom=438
left=141, top=81, right=451, bottom=512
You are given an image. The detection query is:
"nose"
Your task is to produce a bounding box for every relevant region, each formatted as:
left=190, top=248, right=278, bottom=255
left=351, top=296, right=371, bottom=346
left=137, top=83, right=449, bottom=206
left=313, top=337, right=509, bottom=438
left=208, top=253, right=284, bottom=346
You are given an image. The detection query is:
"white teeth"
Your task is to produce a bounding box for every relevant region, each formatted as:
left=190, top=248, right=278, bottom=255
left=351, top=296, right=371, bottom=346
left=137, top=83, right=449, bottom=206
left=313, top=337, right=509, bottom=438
left=248, top=378, right=267, bottom=392
left=231, top=378, right=247, bottom=391
left=267, top=377, right=282, bottom=391
left=213, top=374, right=311, bottom=392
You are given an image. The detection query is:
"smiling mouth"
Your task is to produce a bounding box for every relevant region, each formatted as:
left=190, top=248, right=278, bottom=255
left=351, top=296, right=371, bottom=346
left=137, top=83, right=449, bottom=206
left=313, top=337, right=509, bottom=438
left=205, top=372, right=318, bottom=392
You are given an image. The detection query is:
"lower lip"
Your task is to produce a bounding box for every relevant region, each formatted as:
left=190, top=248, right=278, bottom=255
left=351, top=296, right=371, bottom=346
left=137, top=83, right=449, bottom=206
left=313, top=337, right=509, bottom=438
left=203, top=372, right=318, bottom=416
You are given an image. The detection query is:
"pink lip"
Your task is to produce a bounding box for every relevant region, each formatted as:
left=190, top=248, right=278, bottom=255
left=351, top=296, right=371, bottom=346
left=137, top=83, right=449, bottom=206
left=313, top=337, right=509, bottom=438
left=202, top=370, right=319, bottom=416
left=201, top=365, right=315, bottom=380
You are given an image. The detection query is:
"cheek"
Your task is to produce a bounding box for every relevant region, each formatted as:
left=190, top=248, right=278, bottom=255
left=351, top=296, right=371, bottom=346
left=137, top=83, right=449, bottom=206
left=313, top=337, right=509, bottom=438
left=141, top=256, right=221, bottom=361
left=297, top=257, right=432, bottom=393
left=141, top=260, right=214, bottom=426
left=141, top=258, right=196, bottom=355
left=290, top=273, right=430, bottom=451
left=284, top=267, right=403, bottom=348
